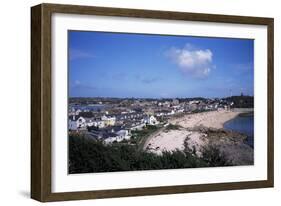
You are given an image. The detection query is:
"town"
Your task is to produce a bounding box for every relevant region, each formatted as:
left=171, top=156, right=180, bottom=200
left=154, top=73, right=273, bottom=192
left=68, top=95, right=253, bottom=144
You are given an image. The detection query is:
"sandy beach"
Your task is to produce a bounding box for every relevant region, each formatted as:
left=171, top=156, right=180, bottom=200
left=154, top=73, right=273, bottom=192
left=146, top=129, right=207, bottom=156
left=145, top=110, right=242, bottom=155
left=169, top=110, right=241, bottom=129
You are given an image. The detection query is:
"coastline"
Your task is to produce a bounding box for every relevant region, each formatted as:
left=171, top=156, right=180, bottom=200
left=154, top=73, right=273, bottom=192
left=168, top=110, right=243, bottom=129
left=223, top=112, right=254, bottom=148
left=144, top=109, right=254, bottom=165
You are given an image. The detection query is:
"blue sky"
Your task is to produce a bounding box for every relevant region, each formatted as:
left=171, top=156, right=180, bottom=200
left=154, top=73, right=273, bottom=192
left=68, top=31, right=254, bottom=98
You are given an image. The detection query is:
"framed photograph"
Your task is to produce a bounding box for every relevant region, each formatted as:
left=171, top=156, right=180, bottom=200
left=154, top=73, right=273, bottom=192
left=31, top=3, right=274, bottom=202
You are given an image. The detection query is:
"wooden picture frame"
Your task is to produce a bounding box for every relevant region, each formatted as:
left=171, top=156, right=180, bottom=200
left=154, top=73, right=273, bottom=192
left=31, top=3, right=274, bottom=202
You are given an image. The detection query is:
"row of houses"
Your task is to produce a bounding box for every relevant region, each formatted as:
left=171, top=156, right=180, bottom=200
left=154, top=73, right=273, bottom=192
left=69, top=112, right=159, bottom=130
left=69, top=114, right=159, bottom=143
left=87, top=127, right=130, bottom=144
left=68, top=115, right=116, bottom=130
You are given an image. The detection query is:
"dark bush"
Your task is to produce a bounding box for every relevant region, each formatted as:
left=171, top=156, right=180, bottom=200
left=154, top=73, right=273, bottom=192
left=69, top=135, right=230, bottom=174
left=201, top=145, right=233, bottom=167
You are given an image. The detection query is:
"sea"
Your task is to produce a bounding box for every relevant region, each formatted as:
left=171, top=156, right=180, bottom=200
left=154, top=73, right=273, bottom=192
left=70, top=104, right=110, bottom=112
left=223, top=113, right=254, bottom=148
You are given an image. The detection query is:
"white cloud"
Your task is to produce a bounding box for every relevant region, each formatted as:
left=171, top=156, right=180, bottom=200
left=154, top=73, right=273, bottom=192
left=167, top=44, right=214, bottom=78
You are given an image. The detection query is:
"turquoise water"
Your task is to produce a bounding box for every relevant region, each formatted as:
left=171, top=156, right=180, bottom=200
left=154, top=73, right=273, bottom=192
left=223, top=114, right=254, bottom=148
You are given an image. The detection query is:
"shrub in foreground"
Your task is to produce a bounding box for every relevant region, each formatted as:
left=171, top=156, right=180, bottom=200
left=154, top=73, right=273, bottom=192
left=69, top=135, right=231, bottom=173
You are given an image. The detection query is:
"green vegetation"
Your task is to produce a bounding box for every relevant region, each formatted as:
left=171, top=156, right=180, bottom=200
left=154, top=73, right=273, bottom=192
left=201, top=145, right=232, bottom=167
left=130, top=125, right=159, bottom=149
left=224, top=95, right=254, bottom=108
left=238, top=111, right=254, bottom=117
left=165, top=124, right=182, bottom=130
left=78, top=111, right=94, bottom=118
left=87, top=125, right=99, bottom=131
left=69, top=135, right=232, bottom=174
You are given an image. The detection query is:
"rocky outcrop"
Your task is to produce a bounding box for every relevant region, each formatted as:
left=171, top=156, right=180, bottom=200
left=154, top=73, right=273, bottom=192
left=186, top=126, right=253, bottom=165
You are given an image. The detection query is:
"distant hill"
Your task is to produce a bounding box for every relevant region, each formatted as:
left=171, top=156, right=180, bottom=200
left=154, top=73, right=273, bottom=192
left=223, top=95, right=254, bottom=108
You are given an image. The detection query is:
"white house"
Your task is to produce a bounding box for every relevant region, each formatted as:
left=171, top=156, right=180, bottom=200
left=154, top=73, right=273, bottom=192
left=97, top=129, right=131, bottom=144
left=68, top=116, right=86, bottom=130
left=84, top=118, right=95, bottom=127
left=105, top=129, right=130, bottom=143
left=116, top=129, right=129, bottom=138
left=93, top=120, right=105, bottom=128
left=69, top=120, right=77, bottom=130
left=144, top=115, right=159, bottom=125
left=101, top=115, right=116, bottom=126
left=168, top=110, right=175, bottom=116
left=75, top=109, right=82, bottom=116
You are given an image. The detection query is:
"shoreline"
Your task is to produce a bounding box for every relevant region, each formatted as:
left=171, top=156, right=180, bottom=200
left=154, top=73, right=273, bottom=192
left=144, top=109, right=254, bottom=165
left=145, top=110, right=243, bottom=153
left=223, top=112, right=254, bottom=148
left=168, top=110, right=243, bottom=129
